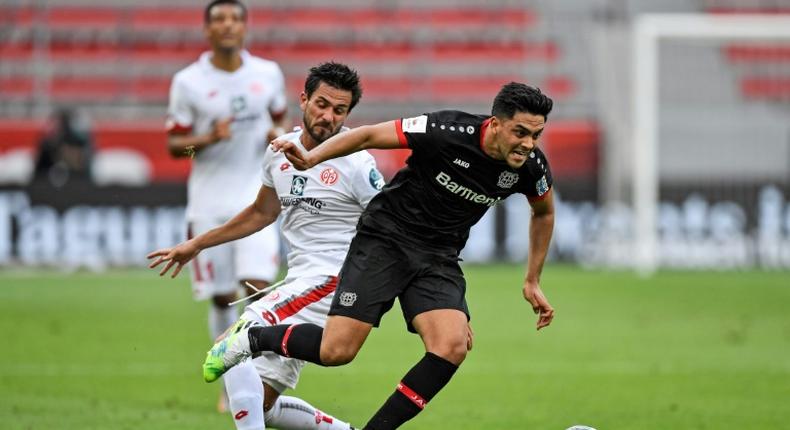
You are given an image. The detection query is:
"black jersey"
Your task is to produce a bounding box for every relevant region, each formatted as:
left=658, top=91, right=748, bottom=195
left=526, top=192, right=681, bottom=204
left=358, top=110, right=553, bottom=252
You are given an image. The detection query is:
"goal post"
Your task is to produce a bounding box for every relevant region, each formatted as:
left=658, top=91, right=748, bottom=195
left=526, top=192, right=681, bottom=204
left=632, top=13, right=790, bottom=274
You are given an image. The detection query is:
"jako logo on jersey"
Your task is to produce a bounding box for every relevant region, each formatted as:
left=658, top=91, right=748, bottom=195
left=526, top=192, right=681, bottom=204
left=290, top=176, right=308, bottom=196
left=339, top=292, right=357, bottom=306
left=453, top=158, right=470, bottom=168
left=280, top=162, right=290, bottom=171
left=320, top=167, right=339, bottom=185
left=369, top=168, right=385, bottom=190
left=435, top=172, right=501, bottom=207
left=497, top=171, right=519, bottom=189
left=536, top=175, right=549, bottom=196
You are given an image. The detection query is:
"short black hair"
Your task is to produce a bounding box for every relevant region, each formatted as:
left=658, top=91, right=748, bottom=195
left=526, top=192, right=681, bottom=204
left=304, top=62, right=363, bottom=111
left=204, top=0, right=247, bottom=24
left=491, top=82, right=553, bottom=121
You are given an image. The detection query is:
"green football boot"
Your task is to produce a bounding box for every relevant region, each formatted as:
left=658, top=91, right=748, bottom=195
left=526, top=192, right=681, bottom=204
left=203, top=319, right=256, bottom=383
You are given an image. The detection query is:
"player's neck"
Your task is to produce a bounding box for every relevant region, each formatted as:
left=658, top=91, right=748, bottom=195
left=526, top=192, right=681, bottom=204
left=299, top=130, right=319, bottom=152
left=210, top=49, right=243, bottom=73
left=480, top=122, right=503, bottom=160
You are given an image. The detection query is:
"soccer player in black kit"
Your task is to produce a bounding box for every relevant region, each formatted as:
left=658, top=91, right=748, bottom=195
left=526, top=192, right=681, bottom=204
left=204, top=82, right=556, bottom=429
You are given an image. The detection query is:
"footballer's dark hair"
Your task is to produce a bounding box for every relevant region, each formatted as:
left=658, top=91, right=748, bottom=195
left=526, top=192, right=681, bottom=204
left=304, top=62, right=363, bottom=111
left=491, top=82, right=553, bottom=121
left=204, top=0, right=247, bottom=24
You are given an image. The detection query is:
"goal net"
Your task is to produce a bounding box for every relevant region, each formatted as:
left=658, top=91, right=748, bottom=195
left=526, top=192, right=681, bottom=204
left=617, top=13, right=790, bottom=272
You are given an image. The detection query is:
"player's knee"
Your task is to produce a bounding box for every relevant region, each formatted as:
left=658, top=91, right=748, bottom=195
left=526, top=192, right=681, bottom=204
left=319, top=342, right=358, bottom=366
left=429, top=339, right=468, bottom=365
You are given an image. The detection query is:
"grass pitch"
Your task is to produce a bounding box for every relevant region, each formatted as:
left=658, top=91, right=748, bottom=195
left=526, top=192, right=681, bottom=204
left=1, top=265, right=789, bottom=429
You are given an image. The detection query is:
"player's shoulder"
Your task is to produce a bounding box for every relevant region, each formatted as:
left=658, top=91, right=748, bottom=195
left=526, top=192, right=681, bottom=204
left=171, top=59, right=204, bottom=89
left=427, top=110, right=488, bottom=126
left=520, top=147, right=550, bottom=177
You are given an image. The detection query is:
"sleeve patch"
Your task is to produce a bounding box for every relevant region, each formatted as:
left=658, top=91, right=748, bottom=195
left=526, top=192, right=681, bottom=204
left=369, top=168, right=385, bottom=190
left=536, top=175, right=549, bottom=196
left=401, top=115, right=428, bottom=133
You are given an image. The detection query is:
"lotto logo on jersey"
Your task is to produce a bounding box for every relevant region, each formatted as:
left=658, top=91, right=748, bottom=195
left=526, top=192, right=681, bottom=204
left=320, top=168, right=339, bottom=185
left=402, top=115, right=428, bottom=133
left=290, top=176, right=308, bottom=196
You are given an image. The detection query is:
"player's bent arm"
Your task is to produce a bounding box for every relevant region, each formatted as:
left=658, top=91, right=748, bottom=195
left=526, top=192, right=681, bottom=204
left=167, top=133, right=217, bottom=158
left=192, top=186, right=281, bottom=250
left=525, top=189, right=555, bottom=284
left=306, top=121, right=402, bottom=165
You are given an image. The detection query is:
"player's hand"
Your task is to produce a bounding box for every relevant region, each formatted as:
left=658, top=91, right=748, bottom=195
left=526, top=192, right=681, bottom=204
left=466, top=322, right=474, bottom=351
left=270, top=138, right=315, bottom=170
left=523, top=281, right=554, bottom=330
left=210, top=117, right=233, bottom=143
left=146, top=240, right=201, bottom=278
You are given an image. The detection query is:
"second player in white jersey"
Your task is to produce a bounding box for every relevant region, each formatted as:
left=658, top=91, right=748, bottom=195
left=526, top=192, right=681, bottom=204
left=150, top=61, right=371, bottom=430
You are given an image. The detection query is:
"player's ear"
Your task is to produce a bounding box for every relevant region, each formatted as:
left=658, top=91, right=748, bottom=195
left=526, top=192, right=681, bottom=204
left=299, top=92, right=309, bottom=111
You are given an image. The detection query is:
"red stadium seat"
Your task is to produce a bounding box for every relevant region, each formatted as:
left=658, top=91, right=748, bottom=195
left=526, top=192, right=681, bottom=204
left=45, top=7, right=122, bottom=29
left=740, top=77, right=790, bottom=100
left=724, top=44, right=790, bottom=63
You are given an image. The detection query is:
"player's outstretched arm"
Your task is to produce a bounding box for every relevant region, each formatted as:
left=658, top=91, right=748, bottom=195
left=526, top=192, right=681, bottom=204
left=147, top=186, right=281, bottom=277
left=522, top=189, right=556, bottom=330
left=271, top=121, right=402, bottom=170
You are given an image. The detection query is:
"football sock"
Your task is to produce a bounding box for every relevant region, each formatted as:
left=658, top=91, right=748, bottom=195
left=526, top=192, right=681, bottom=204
left=225, top=360, right=265, bottom=430
left=266, top=395, right=354, bottom=430
left=209, top=303, right=238, bottom=341
left=248, top=324, right=324, bottom=364
left=363, top=352, right=458, bottom=430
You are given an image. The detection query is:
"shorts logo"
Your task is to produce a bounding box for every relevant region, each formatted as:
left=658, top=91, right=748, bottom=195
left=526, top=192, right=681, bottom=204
left=338, top=292, right=357, bottom=307
left=369, top=168, right=385, bottom=190
left=290, top=175, right=308, bottom=196
left=497, top=171, right=519, bottom=189
left=320, top=167, right=339, bottom=185
left=536, top=175, right=549, bottom=196
left=235, top=410, right=249, bottom=420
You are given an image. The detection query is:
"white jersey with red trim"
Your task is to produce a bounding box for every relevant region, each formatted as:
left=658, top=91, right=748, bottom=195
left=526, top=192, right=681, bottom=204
left=166, top=50, right=287, bottom=219
left=261, top=129, right=384, bottom=280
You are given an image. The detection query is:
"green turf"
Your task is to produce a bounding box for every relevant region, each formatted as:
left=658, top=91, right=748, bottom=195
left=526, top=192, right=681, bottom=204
left=1, top=265, right=789, bottom=429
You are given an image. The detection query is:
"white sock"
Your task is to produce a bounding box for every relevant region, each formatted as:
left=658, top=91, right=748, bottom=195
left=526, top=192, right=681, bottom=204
left=209, top=302, right=238, bottom=341
left=225, top=360, right=265, bottom=430
left=265, top=395, right=353, bottom=430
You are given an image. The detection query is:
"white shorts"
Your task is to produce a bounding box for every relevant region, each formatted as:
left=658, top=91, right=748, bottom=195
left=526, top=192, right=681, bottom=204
left=241, top=274, right=338, bottom=392
left=187, top=217, right=280, bottom=301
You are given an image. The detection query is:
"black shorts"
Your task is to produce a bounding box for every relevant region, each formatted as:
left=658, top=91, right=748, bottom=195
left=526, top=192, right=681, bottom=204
left=328, top=231, right=469, bottom=333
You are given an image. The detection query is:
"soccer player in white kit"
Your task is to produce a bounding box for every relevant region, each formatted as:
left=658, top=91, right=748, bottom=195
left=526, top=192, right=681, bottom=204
left=164, top=0, right=287, bottom=412
left=150, top=62, right=379, bottom=429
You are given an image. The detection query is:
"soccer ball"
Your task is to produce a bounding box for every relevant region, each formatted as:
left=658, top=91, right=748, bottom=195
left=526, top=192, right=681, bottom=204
left=566, top=426, right=597, bottom=430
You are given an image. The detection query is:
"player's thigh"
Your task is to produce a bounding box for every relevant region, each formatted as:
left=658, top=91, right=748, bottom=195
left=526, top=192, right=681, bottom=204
left=328, top=233, right=413, bottom=327
left=399, top=259, right=469, bottom=334
left=188, top=219, right=235, bottom=300
left=234, top=223, right=280, bottom=283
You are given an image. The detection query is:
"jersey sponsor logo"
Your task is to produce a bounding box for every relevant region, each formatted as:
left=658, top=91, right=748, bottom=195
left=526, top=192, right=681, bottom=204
left=338, top=292, right=357, bottom=307
left=536, top=175, right=549, bottom=196
left=320, top=167, right=339, bottom=185
left=280, top=162, right=291, bottom=171
left=497, top=171, right=519, bottom=189
left=436, top=172, right=501, bottom=207
left=453, top=158, right=470, bottom=168
left=369, top=168, right=385, bottom=190
left=466, top=125, right=475, bottom=134
left=290, top=175, right=308, bottom=196
left=402, top=115, right=428, bottom=133
left=280, top=196, right=326, bottom=215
